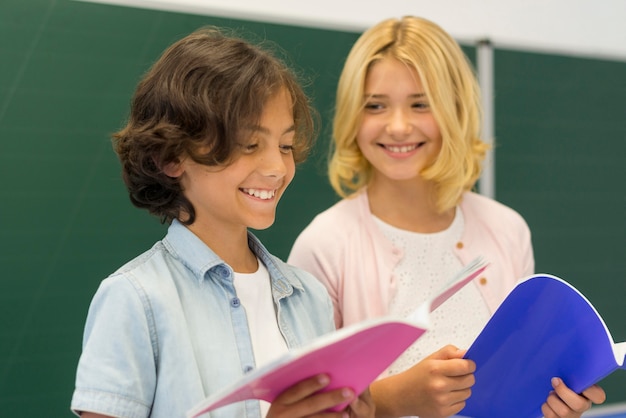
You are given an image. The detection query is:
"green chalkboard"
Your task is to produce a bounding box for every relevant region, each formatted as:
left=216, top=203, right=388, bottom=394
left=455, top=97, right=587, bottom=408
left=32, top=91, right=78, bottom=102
left=493, top=48, right=626, bottom=402
left=0, top=1, right=358, bottom=416
left=0, top=0, right=624, bottom=416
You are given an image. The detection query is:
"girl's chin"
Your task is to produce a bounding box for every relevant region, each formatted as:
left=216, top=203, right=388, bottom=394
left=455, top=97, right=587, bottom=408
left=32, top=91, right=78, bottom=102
left=374, top=169, right=424, bottom=182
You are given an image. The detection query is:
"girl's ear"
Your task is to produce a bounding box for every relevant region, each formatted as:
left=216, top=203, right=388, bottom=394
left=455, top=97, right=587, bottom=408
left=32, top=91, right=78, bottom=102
left=162, top=159, right=185, bottom=178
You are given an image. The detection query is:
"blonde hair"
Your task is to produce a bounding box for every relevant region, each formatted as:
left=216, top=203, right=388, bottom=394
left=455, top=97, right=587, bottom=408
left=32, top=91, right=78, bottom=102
left=328, top=16, right=489, bottom=212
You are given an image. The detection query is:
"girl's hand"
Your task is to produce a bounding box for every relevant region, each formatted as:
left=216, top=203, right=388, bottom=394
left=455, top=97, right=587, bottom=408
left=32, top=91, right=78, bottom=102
left=371, top=345, right=475, bottom=418
left=541, top=377, right=606, bottom=418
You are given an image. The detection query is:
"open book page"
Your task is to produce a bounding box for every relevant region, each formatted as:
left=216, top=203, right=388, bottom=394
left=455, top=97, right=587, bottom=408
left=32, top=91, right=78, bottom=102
left=460, top=274, right=626, bottom=418
left=187, top=257, right=488, bottom=418
left=407, top=256, right=488, bottom=323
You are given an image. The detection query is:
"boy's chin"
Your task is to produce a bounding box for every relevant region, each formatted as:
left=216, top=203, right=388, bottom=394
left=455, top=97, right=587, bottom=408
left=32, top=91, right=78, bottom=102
left=248, top=219, right=276, bottom=231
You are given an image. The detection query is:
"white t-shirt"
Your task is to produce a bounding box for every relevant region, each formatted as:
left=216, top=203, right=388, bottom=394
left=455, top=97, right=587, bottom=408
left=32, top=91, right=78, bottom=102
left=234, top=260, right=289, bottom=417
left=374, top=208, right=491, bottom=376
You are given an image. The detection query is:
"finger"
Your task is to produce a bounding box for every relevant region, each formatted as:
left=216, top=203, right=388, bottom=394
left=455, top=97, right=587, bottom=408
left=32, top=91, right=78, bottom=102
left=551, top=377, right=592, bottom=413
left=447, top=359, right=476, bottom=377
left=426, top=382, right=474, bottom=412
left=542, top=389, right=576, bottom=418
left=422, top=388, right=472, bottom=418
left=429, top=357, right=476, bottom=378
left=347, top=397, right=369, bottom=416
left=581, top=384, right=607, bottom=405
left=447, top=396, right=471, bottom=417
left=348, top=388, right=375, bottom=416
left=270, top=386, right=356, bottom=417
left=428, top=344, right=464, bottom=360
left=274, top=374, right=330, bottom=406
left=426, top=346, right=476, bottom=377
left=541, top=396, right=560, bottom=418
left=296, top=387, right=354, bottom=415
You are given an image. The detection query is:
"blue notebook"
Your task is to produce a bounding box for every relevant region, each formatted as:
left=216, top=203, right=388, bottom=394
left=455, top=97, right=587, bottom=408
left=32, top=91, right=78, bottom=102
left=460, top=274, right=626, bottom=418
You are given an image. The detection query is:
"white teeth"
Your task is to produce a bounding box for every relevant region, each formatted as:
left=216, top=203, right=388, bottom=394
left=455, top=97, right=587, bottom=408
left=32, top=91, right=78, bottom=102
left=242, top=188, right=276, bottom=200
left=386, top=144, right=419, bottom=153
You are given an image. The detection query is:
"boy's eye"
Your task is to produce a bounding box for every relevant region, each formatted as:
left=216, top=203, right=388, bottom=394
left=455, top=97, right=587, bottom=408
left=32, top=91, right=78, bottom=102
left=279, top=144, right=294, bottom=154
left=239, top=143, right=258, bottom=153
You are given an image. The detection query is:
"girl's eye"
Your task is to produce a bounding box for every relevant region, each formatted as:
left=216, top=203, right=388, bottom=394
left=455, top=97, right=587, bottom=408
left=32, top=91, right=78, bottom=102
left=364, top=102, right=384, bottom=111
left=412, top=101, right=430, bottom=111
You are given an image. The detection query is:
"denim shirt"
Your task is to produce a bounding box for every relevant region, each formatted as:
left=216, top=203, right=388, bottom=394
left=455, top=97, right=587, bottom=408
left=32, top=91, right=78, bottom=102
left=71, top=220, right=335, bottom=418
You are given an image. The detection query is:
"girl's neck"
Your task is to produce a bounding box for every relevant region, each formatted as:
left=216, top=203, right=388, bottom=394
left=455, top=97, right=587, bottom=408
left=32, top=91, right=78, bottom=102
left=366, top=176, right=455, bottom=233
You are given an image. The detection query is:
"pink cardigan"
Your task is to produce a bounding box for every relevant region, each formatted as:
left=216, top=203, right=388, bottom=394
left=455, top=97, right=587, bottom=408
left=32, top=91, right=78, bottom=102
left=288, top=191, right=534, bottom=328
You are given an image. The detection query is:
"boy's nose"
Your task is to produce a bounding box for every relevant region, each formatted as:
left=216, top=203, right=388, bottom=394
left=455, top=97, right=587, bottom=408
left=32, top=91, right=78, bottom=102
left=259, top=148, right=287, bottom=177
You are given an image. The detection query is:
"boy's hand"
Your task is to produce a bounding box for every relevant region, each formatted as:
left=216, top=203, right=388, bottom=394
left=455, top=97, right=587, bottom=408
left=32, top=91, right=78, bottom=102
left=345, top=387, right=375, bottom=418
left=267, top=374, right=366, bottom=417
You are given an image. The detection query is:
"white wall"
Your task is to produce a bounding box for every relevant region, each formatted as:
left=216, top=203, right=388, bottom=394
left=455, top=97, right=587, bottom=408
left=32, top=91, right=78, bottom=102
left=75, top=0, right=626, bottom=61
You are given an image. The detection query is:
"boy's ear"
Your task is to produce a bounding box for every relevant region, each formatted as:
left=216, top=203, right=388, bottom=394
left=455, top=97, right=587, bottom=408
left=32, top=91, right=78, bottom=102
left=162, top=160, right=185, bottom=178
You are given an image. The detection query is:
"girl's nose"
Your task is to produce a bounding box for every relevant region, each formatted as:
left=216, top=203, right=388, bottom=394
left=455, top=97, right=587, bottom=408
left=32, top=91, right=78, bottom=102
left=385, top=109, right=413, bottom=139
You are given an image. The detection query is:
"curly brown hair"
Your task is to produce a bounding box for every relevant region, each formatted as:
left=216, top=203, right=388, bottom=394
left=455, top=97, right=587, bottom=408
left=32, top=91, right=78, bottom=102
left=113, top=27, right=317, bottom=225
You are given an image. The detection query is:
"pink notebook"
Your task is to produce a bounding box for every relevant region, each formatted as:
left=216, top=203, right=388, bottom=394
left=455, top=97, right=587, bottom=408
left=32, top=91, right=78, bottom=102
left=187, top=257, right=488, bottom=418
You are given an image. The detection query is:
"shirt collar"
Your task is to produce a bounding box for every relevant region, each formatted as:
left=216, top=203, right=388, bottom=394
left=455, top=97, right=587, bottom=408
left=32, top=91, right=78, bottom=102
left=247, top=232, right=305, bottom=295
left=162, top=220, right=222, bottom=282
left=163, top=220, right=304, bottom=293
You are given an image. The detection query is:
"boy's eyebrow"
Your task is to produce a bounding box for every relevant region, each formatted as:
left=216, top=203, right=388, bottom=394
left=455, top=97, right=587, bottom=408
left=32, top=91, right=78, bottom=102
left=244, top=124, right=296, bottom=135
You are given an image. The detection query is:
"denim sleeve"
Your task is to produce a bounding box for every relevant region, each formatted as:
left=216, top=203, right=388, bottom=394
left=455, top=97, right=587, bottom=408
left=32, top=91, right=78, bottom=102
left=71, top=274, right=157, bottom=418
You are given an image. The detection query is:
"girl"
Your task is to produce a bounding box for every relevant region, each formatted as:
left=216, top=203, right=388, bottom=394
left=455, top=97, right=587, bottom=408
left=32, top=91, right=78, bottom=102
left=289, top=16, right=605, bottom=418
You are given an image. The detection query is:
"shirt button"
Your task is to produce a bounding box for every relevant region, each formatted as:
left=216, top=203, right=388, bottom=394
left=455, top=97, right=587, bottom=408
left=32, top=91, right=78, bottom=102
left=479, top=277, right=488, bottom=285
left=456, top=241, right=464, bottom=249
left=231, top=297, right=241, bottom=307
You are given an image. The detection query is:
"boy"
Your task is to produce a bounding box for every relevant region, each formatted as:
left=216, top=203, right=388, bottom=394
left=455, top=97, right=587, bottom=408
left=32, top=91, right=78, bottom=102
left=71, top=27, right=373, bottom=418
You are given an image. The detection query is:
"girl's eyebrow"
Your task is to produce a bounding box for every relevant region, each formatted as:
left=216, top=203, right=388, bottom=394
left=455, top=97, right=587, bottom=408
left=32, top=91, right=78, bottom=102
left=364, top=93, right=427, bottom=99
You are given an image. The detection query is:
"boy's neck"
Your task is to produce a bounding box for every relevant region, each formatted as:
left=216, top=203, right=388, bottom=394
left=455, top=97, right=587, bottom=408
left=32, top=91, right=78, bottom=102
left=186, top=221, right=259, bottom=273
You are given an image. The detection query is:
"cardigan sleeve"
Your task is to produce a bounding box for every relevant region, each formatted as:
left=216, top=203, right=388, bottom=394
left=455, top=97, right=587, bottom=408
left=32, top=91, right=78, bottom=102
left=289, top=215, right=346, bottom=329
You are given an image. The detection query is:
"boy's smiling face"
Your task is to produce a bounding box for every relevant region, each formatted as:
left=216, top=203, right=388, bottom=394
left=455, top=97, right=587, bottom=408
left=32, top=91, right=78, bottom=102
left=168, top=88, right=296, bottom=236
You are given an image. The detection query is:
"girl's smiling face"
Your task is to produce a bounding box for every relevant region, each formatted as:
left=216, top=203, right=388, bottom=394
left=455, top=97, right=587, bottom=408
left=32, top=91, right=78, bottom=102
left=357, top=57, right=442, bottom=184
